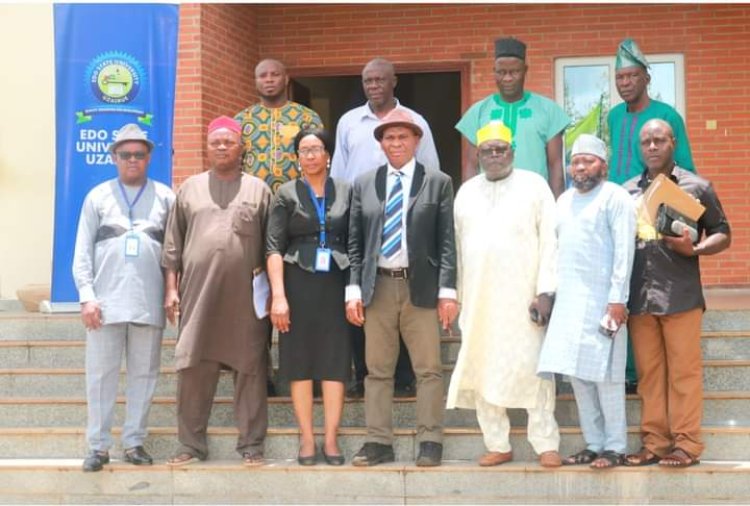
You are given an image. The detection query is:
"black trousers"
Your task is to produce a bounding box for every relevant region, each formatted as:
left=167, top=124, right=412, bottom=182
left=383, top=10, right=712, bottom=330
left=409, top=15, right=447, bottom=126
left=350, top=324, right=415, bottom=387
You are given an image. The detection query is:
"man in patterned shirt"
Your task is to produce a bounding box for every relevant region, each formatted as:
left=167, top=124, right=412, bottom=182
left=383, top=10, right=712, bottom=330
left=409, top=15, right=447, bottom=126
left=235, top=58, right=324, bottom=193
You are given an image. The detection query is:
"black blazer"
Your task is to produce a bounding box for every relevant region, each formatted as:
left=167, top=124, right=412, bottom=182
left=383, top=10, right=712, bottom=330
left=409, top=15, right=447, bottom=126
left=266, top=177, right=351, bottom=274
left=348, top=162, right=456, bottom=308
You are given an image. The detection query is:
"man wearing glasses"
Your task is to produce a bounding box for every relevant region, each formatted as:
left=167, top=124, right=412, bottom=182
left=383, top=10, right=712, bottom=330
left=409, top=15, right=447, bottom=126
left=456, top=37, right=569, bottom=199
left=73, top=123, right=175, bottom=472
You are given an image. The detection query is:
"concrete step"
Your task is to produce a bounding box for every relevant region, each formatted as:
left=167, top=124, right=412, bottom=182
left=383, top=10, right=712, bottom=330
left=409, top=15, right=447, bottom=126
left=1, top=331, right=746, bottom=372
left=2, top=358, right=748, bottom=398
left=0, top=425, right=747, bottom=462
left=2, top=308, right=749, bottom=341
left=1, top=392, right=748, bottom=429
left=0, top=458, right=747, bottom=504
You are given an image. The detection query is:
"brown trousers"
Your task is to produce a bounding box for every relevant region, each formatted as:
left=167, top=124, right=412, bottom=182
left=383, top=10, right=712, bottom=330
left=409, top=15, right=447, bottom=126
left=629, top=307, right=704, bottom=458
left=176, top=359, right=268, bottom=459
left=364, top=275, right=444, bottom=445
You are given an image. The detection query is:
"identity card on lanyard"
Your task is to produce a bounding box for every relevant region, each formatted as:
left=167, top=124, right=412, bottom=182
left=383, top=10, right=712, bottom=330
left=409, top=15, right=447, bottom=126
left=305, top=179, right=331, bottom=272
left=118, top=180, right=147, bottom=258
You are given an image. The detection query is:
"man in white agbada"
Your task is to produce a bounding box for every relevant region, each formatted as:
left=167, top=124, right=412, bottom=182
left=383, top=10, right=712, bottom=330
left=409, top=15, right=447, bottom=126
left=447, top=120, right=562, bottom=468
left=537, top=134, right=635, bottom=469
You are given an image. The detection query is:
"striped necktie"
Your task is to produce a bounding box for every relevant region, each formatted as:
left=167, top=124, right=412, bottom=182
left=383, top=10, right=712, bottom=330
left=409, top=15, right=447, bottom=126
left=381, top=172, right=404, bottom=259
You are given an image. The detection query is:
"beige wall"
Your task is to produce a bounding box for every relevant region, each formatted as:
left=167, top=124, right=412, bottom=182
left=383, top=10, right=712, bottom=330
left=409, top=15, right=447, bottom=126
left=0, top=4, right=55, bottom=299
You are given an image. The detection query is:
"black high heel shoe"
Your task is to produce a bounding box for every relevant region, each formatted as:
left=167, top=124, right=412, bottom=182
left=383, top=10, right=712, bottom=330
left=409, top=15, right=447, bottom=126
left=322, top=447, right=345, bottom=466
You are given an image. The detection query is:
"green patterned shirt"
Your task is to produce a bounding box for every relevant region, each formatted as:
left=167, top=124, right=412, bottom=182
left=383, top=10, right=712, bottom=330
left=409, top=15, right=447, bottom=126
left=235, top=101, right=323, bottom=192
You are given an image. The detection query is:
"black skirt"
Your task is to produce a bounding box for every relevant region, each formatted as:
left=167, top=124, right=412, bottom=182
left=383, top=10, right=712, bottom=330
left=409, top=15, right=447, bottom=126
left=279, top=262, right=352, bottom=382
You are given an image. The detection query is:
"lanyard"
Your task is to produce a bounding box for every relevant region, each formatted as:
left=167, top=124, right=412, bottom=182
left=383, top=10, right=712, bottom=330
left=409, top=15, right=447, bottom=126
left=304, top=178, right=327, bottom=247
left=117, top=180, right=147, bottom=230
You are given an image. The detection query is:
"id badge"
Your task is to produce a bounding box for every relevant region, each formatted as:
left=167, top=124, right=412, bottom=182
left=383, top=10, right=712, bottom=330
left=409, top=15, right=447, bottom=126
left=314, top=247, right=331, bottom=272
left=125, top=234, right=140, bottom=257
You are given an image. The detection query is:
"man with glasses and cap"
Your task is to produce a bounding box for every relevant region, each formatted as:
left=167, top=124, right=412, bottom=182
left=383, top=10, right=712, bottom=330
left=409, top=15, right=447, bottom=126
left=447, top=120, right=562, bottom=468
left=608, top=37, right=696, bottom=393
left=537, top=134, right=636, bottom=469
left=73, top=123, right=175, bottom=472
left=456, top=37, right=570, bottom=198
left=162, top=116, right=272, bottom=467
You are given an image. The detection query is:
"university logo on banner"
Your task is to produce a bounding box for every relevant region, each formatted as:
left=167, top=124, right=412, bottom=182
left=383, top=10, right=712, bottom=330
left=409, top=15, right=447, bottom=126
left=50, top=4, right=179, bottom=308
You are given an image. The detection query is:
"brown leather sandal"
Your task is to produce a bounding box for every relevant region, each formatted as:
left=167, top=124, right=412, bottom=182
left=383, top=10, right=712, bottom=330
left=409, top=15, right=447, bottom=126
left=658, top=448, right=700, bottom=468
left=624, top=447, right=660, bottom=466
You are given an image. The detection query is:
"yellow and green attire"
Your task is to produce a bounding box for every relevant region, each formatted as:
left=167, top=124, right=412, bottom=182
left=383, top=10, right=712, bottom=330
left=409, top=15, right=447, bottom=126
left=235, top=102, right=323, bottom=193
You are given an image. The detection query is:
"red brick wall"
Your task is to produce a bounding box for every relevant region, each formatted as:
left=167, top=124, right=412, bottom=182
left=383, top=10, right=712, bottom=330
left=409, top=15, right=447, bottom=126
left=174, top=3, right=750, bottom=286
left=173, top=4, right=257, bottom=185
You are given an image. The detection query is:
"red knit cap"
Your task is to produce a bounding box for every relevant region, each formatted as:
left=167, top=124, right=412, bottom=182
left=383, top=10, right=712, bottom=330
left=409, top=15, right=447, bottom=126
left=208, top=116, right=241, bottom=134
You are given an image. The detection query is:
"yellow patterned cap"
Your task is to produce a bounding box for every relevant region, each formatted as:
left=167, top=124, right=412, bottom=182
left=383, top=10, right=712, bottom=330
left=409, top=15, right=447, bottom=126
left=477, top=120, right=512, bottom=146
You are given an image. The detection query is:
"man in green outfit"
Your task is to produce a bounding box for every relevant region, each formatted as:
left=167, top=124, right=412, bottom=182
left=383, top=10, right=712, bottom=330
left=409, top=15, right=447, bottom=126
left=608, top=38, right=695, bottom=185
left=456, top=37, right=570, bottom=198
left=607, top=38, right=696, bottom=391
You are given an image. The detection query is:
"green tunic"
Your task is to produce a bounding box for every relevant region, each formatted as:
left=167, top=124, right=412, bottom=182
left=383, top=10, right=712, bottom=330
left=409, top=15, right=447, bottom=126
left=607, top=99, right=694, bottom=185
left=455, top=92, right=570, bottom=179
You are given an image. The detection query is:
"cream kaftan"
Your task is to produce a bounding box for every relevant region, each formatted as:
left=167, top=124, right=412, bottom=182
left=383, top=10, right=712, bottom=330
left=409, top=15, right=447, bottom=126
left=447, top=170, right=557, bottom=410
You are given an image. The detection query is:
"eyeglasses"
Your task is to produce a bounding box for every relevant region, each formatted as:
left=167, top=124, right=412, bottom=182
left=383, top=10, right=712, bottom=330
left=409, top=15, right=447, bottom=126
left=116, top=151, right=148, bottom=161
left=478, top=146, right=511, bottom=157
left=298, top=146, right=326, bottom=157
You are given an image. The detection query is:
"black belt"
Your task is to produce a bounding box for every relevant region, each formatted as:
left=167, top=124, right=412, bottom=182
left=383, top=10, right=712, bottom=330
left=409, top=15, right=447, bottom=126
left=377, top=267, right=409, bottom=279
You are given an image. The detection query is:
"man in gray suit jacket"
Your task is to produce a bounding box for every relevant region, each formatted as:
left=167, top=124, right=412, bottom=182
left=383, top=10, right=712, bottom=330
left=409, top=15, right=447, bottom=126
left=346, top=109, right=458, bottom=467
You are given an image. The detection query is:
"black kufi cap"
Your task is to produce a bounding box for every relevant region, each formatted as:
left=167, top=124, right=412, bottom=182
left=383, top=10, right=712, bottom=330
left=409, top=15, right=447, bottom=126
left=494, top=37, right=526, bottom=60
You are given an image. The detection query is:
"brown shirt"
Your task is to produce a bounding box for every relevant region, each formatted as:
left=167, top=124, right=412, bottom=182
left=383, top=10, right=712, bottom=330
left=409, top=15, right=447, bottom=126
left=624, top=167, right=730, bottom=315
left=162, top=170, right=272, bottom=373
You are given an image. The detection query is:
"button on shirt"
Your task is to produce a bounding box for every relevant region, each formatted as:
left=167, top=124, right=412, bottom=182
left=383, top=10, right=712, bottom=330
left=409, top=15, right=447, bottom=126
left=624, top=167, right=730, bottom=315
left=345, top=158, right=456, bottom=302
left=330, top=101, right=440, bottom=183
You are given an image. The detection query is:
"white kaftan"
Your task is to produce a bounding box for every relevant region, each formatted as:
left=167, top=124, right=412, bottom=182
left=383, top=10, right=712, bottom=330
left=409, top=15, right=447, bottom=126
left=537, top=182, right=635, bottom=383
left=447, top=170, right=557, bottom=410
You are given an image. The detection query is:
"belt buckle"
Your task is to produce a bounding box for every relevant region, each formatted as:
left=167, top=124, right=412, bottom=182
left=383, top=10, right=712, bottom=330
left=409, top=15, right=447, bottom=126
left=394, top=268, right=408, bottom=280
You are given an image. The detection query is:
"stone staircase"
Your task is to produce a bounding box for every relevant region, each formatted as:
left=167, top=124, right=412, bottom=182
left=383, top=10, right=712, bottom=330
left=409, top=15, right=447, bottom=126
left=0, top=303, right=749, bottom=503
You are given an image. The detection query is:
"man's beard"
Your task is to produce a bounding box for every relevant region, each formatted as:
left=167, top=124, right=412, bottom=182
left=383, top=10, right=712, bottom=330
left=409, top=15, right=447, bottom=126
left=572, top=173, right=603, bottom=192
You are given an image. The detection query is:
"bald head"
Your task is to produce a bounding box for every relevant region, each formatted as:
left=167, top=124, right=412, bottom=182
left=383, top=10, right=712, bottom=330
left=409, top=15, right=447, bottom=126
left=639, top=119, right=676, bottom=174
left=362, top=58, right=397, bottom=111
left=255, top=58, right=289, bottom=106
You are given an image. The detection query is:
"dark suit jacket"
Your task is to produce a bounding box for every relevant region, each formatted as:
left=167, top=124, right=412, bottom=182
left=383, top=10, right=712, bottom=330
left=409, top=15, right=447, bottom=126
left=348, top=161, right=456, bottom=308
left=266, top=177, right=351, bottom=275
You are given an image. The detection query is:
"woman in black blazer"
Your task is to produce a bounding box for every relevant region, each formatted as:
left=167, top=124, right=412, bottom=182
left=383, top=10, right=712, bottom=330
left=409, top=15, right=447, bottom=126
left=266, top=128, right=351, bottom=466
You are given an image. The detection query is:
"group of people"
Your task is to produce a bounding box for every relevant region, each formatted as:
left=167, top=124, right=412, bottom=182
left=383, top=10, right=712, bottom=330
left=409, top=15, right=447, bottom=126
left=72, top=36, right=730, bottom=473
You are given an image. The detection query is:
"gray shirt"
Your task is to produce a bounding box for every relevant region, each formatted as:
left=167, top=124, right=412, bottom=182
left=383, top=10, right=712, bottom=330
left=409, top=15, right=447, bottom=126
left=72, top=178, right=175, bottom=327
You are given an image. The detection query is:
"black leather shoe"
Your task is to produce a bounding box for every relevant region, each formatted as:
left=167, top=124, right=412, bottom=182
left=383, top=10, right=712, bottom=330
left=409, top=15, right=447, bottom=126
left=322, top=448, right=345, bottom=466
left=351, top=442, right=395, bottom=467
left=416, top=441, right=443, bottom=467
left=346, top=381, right=365, bottom=399
left=82, top=451, right=109, bottom=472
left=124, top=446, right=153, bottom=466
left=394, top=382, right=416, bottom=398
left=297, top=447, right=317, bottom=466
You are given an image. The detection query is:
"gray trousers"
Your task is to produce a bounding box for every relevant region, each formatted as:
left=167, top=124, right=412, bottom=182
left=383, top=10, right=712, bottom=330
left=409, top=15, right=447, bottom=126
left=570, top=377, right=627, bottom=454
left=85, top=322, right=163, bottom=452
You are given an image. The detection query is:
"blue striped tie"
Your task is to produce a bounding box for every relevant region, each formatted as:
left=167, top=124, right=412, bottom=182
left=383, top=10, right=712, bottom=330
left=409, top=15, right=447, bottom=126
left=381, top=172, right=403, bottom=259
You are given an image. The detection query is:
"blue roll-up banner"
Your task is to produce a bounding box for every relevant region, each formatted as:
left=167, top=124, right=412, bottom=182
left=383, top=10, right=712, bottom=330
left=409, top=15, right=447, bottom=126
left=49, top=3, right=179, bottom=310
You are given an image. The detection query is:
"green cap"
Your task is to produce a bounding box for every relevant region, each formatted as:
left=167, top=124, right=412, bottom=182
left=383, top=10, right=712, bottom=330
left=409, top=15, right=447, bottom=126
left=615, top=38, right=650, bottom=70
